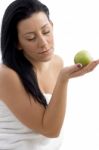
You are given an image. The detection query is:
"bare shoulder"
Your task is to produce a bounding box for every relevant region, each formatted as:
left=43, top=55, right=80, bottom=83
left=52, top=54, right=64, bottom=70
left=0, top=64, right=19, bottom=82
left=0, top=64, right=19, bottom=78
left=0, top=64, right=25, bottom=100
left=0, top=64, right=21, bottom=84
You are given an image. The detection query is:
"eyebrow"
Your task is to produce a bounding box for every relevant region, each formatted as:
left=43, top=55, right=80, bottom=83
left=24, top=23, right=49, bottom=35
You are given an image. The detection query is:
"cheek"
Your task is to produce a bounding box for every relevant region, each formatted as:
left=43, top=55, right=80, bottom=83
left=23, top=43, right=34, bottom=49
left=20, top=40, right=36, bottom=52
left=48, top=34, right=54, bottom=45
left=50, top=38, right=54, bottom=47
left=23, top=45, right=37, bottom=55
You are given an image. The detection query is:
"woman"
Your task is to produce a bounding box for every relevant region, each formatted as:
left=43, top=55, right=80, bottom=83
left=0, top=0, right=99, bottom=149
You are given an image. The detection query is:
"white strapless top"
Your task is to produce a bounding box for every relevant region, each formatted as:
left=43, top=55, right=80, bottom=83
left=0, top=93, right=63, bottom=150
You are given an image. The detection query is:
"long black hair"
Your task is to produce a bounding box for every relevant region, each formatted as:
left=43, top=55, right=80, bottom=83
left=1, top=0, right=50, bottom=108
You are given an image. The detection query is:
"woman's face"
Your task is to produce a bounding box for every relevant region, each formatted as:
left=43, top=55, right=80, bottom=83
left=17, top=12, right=54, bottom=63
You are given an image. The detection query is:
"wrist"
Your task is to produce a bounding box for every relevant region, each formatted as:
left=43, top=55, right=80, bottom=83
left=58, top=70, right=69, bottom=84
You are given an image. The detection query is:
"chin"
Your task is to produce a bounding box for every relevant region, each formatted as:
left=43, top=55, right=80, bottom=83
left=43, top=54, right=54, bottom=62
left=41, top=50, right=54, bottom=62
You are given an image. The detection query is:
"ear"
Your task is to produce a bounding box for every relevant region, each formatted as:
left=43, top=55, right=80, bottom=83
left=17, top=43, right=22, bottom=50
left=18, top=47, right=22, bottom=50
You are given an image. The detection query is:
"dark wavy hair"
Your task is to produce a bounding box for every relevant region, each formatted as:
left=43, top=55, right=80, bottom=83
left=1, top=0, right=50, bottom=108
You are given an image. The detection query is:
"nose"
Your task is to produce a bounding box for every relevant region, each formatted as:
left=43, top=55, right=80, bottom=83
left=38, top=35, right=48, bottom=48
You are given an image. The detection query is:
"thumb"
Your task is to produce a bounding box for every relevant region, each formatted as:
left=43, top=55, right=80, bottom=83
left=68, top=63, right=83, bottom=73
left=76, top=63, right=83, bottom=68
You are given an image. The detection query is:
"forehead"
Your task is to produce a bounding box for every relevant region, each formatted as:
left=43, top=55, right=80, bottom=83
left=17, top=12, right=50, bottom=33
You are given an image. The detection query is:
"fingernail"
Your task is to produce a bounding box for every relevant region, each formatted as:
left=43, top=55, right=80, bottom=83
left=77, top=63, right=83, bottom=68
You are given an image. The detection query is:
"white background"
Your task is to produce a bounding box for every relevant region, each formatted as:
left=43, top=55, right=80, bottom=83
left=0, top=0, right=99, bottom=150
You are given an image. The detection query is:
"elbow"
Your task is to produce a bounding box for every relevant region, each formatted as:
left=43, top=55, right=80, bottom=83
left=48, top=133, right=60, bottom=138
left=43, top=129, right=61, bottom=138
left=42, top=120, right=62, bottom=138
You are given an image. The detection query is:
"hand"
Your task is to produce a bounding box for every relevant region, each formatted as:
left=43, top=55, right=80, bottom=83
left=61, top=59, right=99, bottom=80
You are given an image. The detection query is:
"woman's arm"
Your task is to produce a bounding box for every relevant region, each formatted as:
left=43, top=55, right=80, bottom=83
left=0, top=60, right=99, bottom=138
left=42, top=59, right=99, bottom=137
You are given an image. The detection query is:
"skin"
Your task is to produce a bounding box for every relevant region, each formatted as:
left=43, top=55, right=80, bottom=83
left=0, top=12, right=99, bottom=138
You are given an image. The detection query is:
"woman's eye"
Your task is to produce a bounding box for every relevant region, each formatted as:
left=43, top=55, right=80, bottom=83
left=27, top=37, right=36, bottom=41
left=43, top=31, right=50, bottom=34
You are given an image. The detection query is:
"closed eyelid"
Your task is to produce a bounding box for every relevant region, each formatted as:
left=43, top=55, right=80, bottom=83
left=25, top=33, right=38, bottom=38
left=42, top=26, right=50, bottom=30
left=24, top=28, right=51, bottom=40
left=24, top=32, right=36, bottom=38
left=23, top=24, right=50, bottom=35
left=42, top=29, right=50, bottom=32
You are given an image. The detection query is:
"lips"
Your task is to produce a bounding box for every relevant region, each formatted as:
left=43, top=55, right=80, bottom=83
left=39, top=49, right=52, bottom=54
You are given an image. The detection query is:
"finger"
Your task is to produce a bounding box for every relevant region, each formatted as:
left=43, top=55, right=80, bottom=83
left=93, top=59, right=99, bottom=64
left=70, top=69, right=86, bottom=78
left=70, top=60, right=99, bottom=78
left=84, top=60, right=99, bottom=72
left=87, top=59, right=99, bottom=67
left=66, top=63, right=83, bottom=73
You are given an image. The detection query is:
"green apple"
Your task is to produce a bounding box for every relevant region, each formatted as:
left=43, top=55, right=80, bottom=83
left=74, top=50, right=93, bottom=66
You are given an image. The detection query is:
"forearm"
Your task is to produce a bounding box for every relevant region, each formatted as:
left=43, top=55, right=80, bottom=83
left=43, top=74, right=69, bottom=137
left=42, top=60, right=99, bottom=137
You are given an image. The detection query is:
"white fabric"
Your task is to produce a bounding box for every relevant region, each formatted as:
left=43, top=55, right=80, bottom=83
left=0, top=93, right=63, bottom=150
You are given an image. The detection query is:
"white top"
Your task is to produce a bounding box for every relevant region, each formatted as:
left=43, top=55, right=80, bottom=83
left=0, top=93, right=63, bottom=150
